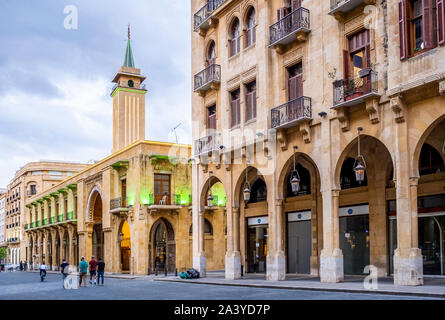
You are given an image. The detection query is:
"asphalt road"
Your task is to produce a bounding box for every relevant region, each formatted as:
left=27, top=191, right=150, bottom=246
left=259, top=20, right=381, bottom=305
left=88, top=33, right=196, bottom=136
left=0, top=271, right=437, bottom=300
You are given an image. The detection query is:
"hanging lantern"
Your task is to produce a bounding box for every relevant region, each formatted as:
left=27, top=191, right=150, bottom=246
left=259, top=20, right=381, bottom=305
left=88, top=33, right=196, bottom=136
left=207, top=172, right=214, bottom=207
left=290, top=146, right=301, bottom=194
left=243, top=166, right=251, bottom=203
left=354, top=127, right=366, bottom=184
left=72, top=237, right=77, bottom=246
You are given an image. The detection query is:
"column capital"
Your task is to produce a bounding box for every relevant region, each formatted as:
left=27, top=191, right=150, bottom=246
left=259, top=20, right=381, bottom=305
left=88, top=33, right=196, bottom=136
left=232, top=207, right=240, bottom=214
left=409, top=176, right=419, bottom=186
left=332, top=189, right=341, bottom=197
left=275, top=199, right=284, bottom=207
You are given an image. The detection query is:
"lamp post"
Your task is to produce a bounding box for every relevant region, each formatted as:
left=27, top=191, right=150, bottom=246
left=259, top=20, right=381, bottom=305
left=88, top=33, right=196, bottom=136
left=207, top=171, right=214, bottom=207
left=290, top=146, right=301, bottom=194
left=353, top=127, right=366, bottom=184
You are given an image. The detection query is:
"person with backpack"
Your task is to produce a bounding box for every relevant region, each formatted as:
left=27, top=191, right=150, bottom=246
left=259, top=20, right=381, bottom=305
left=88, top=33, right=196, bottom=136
left=60, top=259, right=69, bottom=288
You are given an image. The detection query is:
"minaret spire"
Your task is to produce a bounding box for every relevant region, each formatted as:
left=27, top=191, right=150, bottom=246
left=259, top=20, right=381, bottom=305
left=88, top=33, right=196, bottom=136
left=124, top=25, right=135, bottom=68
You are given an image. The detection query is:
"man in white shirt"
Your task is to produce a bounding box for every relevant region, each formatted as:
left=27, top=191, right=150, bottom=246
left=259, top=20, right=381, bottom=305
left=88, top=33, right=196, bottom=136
left=39, top=263, right=47, bottom=279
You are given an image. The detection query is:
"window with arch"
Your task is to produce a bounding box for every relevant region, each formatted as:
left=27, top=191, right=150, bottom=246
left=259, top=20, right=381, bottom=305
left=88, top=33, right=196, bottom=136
left=230, top=18, right=241, bottom=57
left=340, top=157, right=368, bottom=189
left=245, top=7, right=256, bottom=48
left=286, top=163, right=311, bottom=197
left=419, top=143, right=445, bottom=175
left=189, top=219, right=213, bottom=235
left=207, top=41, right=216, bottom=66
left=249, top=179, right=267, bottom=203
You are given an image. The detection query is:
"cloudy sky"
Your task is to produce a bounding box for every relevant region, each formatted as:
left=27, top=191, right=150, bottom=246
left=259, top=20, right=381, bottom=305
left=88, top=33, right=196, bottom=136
left=0, top=0, right=191, bottom=187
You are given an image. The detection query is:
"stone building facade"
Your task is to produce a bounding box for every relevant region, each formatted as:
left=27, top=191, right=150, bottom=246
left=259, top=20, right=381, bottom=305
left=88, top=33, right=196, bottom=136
left=0, top=190, right=6, bottom=263
left=191, top=0, right=445, bottom=285
left=4, top=161, right=87, bottom=265
left=22, top=35, right=225, bottom=274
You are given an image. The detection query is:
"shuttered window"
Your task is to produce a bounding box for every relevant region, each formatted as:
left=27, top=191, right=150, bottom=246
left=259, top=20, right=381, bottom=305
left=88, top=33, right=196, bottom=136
left=399, top=0, right=441, bottom=59
left=245, top=81, right=256, bottom=122
left=230, top=89, right=241, bottom=128
left=207, top=105, right=216, bottom=130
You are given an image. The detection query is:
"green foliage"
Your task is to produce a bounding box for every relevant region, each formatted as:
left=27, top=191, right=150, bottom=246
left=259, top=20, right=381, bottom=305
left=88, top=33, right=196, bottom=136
left=0, top=247, right=7, bottom=260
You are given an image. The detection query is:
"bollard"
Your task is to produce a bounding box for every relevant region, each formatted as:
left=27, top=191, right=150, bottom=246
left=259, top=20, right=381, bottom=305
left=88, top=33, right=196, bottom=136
left=175, top=268, right=178, bottom=277
left=147, top=267, right=151, bottom=275
left=164, top=267, right=168, bottom=277
left=155, top=267, right=158, bottom=276
left=241, top=265, right=244, bottom=277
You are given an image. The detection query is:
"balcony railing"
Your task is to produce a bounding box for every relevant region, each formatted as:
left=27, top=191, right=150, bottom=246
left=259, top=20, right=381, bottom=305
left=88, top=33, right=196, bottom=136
left=329, top=0, right=370, bottom=15
left=270, top=7, right=310, bottom=47
left=111, top=82, right=146, bottom=95
left=194, top=133, right=222, bottom=156
left=194, top=64, right=221, bottom=93
left=67, top=211, right=75, bottom=220
left=50, top=216, right=55, bottom=224
left=193, top=0, right=229, bottom=31
left=147, top=194, right=191, bottom=206
left=110, top=197, right=128, bottom=211
left=57, top=214, right=63, bottom=223
left=271, top=97, right=312, bottom=129
left=332, top=70, right=378, bottom=107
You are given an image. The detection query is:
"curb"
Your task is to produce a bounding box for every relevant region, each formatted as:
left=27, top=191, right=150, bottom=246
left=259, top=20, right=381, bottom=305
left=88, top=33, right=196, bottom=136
left=153, top=278, right=445, bottom=299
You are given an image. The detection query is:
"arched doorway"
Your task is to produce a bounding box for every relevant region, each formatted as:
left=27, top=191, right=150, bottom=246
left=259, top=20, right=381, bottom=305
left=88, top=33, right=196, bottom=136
left=119, top=221, right=131, bottom=272
left=335, top=134, right=394, bottom=275
left=150, top=218, right=175, bottom=272
left=407, top=117, right=445, bottom=275
left=90, top=190, right=104, bottom=260
left=279, top=152, right=322, bottom=275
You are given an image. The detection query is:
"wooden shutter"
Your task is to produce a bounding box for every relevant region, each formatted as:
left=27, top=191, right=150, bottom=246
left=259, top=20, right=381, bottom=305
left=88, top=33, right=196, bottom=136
left=289, top=76, right=297, bottom=101
left=438, top=0, right=445, bottom=44
left=296, top=74, right=303, bottom=98
left=399, top=0, right=408, bottom=59
left=291, top=0, right=301, bottom=11
left=423, top=0, right=436, bottom=48
left=343, top=50, right=350, bottom=81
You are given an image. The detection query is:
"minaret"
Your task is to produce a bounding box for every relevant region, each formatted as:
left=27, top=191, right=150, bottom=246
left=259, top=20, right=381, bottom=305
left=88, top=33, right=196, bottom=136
left=111, top=26, right=147, bottom=153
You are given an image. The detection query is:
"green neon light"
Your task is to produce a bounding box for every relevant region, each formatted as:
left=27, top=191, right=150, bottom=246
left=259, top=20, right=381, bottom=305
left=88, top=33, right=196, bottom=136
left=67, top=211, right=74, bottom=220
left=50, top=217, right=55, bottom=224
left=211, top=182, right=226, bottom=206
left=111, top=87, right=147, bottom=98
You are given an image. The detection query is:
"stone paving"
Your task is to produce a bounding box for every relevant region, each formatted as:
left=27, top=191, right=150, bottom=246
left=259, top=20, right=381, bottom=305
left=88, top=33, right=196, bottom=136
left=0, top=271, right=439, bottom=300
left=154, top=271, right=445, bottom=298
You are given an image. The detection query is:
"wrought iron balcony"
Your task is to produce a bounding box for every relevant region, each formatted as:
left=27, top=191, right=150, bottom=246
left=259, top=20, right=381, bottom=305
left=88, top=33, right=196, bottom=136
left=110, top=197, right=128, bottom=211
left=194, top=64, right=221, bottom=93
left=193, top=0, right=229, bottom=32
left=332, top=70, right=379, bottom=108
left=271, top=97, right=312, bottom=129
left=269, top=7, right=310, bottom=47
left=329, top=0, right=374, bottom=16
left=194, top=133, right=222, bottom=156
left=57, top=214, right=63, bottom=223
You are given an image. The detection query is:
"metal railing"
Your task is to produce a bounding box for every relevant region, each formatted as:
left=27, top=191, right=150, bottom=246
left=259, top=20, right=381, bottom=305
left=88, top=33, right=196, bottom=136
left=194, top=64, right=221, bottom=92
left=194, top=133, right=222, bottom=156
left=333, top=70, right=378, bottom=106
left=110, top=197, right=128, bottom=210
left=330, top=0, right=361, bottom=11
left=193, top=0, right=229, bottom=30
left=147, top=194, right=191, bottom=206
left=271, top=97, right=312, bottom=129
left=270, top=7, right=310, bottom=45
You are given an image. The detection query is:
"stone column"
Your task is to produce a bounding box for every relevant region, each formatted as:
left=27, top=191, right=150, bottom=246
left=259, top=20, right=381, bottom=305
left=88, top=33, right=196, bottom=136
left=51, top=230, right=58, bottom=270
left=192, top=163, right=207, bottom=277
left=320, top=189, right=344, bottom=283
left=394, top=176, right=423, bottom=285
left=193, top=209, right=207, bottom=277
left=226, top=205, right=241, bottom=279
left=67, top=226, right=74, bottom=265
left=267, top=199, right=286, bottom=281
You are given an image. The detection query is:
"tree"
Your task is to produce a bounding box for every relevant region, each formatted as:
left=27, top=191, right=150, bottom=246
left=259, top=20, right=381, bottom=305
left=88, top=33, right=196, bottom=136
left=0, top=247, right=7, bottom=261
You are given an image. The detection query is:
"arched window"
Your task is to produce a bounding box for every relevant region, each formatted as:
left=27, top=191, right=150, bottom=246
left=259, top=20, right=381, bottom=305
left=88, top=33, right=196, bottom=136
left=245, top=7, right=256, bottom=47
left=189, top=219, right=213, bottom=235
left=419, top=143, right=445, bottom=175
left=249, top=179, right=267, bottom=203
left=286, top=163, right=311, bottom=197
left=340, top=157, right=368, bottom=189
left=230, top=18, right=241, bottom=57
left=207, top=41, right=216, bottom=66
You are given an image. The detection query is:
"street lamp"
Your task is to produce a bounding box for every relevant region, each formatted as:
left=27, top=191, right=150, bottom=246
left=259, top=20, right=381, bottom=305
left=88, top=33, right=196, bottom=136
left=207, top=171, right=214, bottom=207
left=119, top=233, right=124, bottom=242
left=353, top=127, right=367, bottom=184
left=63, top=239, right=67, bottom=246
left=290, top=146, right=301, bottom=194
left=72, top=237, right=77, bottom=246
left=243, top=165, right=251, bottom=203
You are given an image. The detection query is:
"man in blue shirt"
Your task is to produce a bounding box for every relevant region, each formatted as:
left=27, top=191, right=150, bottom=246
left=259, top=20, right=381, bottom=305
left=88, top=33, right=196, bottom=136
left=78, top=257, right=88, bottom=287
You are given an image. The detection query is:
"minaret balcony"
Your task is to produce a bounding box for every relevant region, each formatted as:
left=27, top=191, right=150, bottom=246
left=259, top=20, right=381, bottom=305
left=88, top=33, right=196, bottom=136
left=194, top=64, right=221, bottom=94
left=269, top=7, right=310, bottom=50
left=110, top=81, right=146, bottom=96
left=271, top=97, right=312, bottom=130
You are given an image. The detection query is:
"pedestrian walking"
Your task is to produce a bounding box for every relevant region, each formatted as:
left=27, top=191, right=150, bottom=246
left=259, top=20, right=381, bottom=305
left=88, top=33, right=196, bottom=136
left=19, top=261, right=23, bottom=271
left=89, top=256, right=97, bottom=285
left=60, top=259, right=69, bottom=288
left=78, top=257, right=88, bottom=287
left=97, top=258, right=105, bottom=286
left=24, top=261, right=28, bottom=271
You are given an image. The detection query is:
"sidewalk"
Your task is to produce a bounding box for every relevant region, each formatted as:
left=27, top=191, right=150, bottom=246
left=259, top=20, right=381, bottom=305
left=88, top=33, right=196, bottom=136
left=153, top=271, right=445, bottom=298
